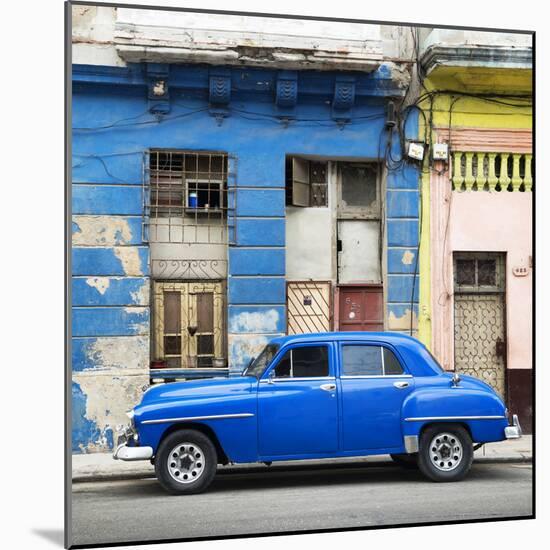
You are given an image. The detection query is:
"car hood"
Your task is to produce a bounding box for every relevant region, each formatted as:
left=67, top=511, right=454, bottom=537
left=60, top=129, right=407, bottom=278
left=138, top=376, right=256, bottom=406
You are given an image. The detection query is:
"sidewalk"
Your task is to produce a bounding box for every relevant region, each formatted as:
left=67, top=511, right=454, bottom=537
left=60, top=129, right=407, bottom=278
left=72, top=435, right=532, bottom=483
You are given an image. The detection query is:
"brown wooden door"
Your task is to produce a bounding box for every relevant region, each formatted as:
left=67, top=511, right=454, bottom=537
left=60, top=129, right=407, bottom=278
left=338, top=286, right=383, bottom=332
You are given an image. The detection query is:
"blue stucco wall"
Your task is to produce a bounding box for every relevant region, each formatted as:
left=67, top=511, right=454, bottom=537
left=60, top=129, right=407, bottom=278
left=71, top=62, right=420, bottom=450
left=385, top=129, right=420, bottom=333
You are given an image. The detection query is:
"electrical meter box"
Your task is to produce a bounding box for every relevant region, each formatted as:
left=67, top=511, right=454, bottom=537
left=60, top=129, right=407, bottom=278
left=433, top=143, right=449, bottom=160
left=407, top=141, right=425, bottom=161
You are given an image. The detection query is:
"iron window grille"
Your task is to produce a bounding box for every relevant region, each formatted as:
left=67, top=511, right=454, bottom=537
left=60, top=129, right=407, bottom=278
left=336, top=162, right=381, bottom=219
left=144, top=150, right=236, bottom=244
left=453, top=252, right=505, bottom=294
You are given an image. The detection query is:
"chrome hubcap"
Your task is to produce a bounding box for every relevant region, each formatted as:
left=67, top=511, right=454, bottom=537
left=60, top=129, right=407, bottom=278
left=167, top=442, right=205, bottom=484
left=429, top=432, right=463, bottom=472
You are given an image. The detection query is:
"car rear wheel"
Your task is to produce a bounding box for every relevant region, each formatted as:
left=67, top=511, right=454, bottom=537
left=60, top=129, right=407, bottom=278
left=390, top=453, right=418, bottom=469
left=155, top=429, right=217, bottom=494
left=417, top=424, right=473, bottom=482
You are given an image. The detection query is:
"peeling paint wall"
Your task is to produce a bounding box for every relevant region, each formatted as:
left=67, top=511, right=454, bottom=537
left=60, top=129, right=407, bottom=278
left=72, top=373, right=149, bottom=453
left=286, top=207, right=333, bottom=281
left=72, top=138, right=150, bottom=452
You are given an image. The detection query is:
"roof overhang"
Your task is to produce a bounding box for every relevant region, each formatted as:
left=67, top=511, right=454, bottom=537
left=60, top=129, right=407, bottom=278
left=420, top=45, right=532, bottom=94
left=114, top=9, right=385, bottom=73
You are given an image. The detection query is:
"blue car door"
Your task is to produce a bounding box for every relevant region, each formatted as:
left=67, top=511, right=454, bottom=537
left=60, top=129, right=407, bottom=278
left=338, top=342, right=414, bottom=452
left=257, top=343, right=339, bottom=458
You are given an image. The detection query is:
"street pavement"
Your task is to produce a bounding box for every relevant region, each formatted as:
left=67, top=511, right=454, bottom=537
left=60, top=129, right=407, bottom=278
left=70, top=461, right=533, bottom=547
left=72, top=435, right=532, bottom=482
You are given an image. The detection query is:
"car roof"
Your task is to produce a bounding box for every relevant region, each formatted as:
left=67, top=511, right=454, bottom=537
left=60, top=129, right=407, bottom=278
left=269, top=331, right=424, bottom=348
left=267, top=331, right=441, bottom=376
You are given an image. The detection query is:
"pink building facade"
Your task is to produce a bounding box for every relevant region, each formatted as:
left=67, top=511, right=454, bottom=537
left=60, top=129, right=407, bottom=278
left=430, top=128, right=533, bottom=431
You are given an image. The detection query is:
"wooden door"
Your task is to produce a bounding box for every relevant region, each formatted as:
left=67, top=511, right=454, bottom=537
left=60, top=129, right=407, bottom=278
left=338, top=286, right=383, bottom=332
left=153, top=281, right=225, bottom=368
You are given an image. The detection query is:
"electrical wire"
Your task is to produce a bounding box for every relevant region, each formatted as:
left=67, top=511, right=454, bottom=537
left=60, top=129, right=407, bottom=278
left=73, top=107, right=210, bottom=131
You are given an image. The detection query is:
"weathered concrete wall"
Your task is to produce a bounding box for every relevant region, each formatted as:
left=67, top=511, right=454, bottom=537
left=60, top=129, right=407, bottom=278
left=72, top=149, right=150, bottom=452
left=421, top=29, right=532, bottom=51
left=114, top=8, right=383, bottom=70
left=72, top=5, right=125, bottom=67
left=72, top=5, right=415, bottom=70
left=286, top=206, right=333, bottom=281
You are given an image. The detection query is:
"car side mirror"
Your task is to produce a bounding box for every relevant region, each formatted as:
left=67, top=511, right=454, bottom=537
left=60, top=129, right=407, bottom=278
left=267, top=370, right=276, bottom=384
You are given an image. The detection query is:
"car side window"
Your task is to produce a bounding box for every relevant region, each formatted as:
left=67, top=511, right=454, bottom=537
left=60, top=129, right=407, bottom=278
left=383, top=347, right=404, bottom=375
left=342, top=345, right=404, bottom=376
left=274, top=350, right=291, bottom=377
left=273, top=346, right=329, bottom=378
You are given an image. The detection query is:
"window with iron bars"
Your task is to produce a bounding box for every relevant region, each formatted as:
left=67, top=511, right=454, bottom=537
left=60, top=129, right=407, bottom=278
left=146, top=150, right=232, bottom=244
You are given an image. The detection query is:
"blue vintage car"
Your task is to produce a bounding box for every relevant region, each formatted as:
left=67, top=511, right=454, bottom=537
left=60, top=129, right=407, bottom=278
left=114, top=332, right=522, bottom=494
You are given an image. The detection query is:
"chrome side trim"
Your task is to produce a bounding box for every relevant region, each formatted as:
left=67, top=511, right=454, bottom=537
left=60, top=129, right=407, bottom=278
left=404, top=435, right=419, bottom=454
left=260, top=376, right=336, bottom=384
left=141, top=413, right=254, bottom=425
left=341, top=375, right=413, bottom=380
left=405, top=415, right=506, bottom=422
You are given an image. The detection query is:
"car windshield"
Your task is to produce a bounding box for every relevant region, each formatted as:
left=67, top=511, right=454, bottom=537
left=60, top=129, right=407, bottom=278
left=243, top=344, right=280, bottom=378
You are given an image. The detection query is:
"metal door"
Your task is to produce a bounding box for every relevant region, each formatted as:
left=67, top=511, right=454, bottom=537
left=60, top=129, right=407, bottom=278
left=337, top=220, right=381, bottom=283
left=287, top=281, right=332, bottom=334
left=153, top=281, right=225, bottom=368
left=453, top=253, right=506, bottom=397
left=339, top=286, right=384, bottom=331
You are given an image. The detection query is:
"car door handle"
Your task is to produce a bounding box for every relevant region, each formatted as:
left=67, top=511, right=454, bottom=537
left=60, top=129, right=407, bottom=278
left=393, top=381, right=410, bottom=389
left=320, top=383, right=336, bottom=391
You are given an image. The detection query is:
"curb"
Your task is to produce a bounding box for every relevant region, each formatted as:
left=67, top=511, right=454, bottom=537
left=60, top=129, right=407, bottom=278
left=72, top=456, right=531, bottom=484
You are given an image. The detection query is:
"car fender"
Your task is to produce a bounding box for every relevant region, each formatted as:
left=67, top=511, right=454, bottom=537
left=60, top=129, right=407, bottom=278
left=401, top=384, right=508, bottom=443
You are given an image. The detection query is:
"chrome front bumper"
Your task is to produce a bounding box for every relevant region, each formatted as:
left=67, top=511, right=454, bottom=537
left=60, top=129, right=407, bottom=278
left=113, top=444, right=153, bottom=461
left=113, top=425, right=153, bottom=461
left=504, top=414, right=523, bottom=439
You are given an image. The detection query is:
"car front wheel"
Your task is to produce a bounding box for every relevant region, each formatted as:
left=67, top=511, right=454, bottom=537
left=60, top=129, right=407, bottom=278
left=155, top=429, right=217, bottom=494
left=417, top=424, right=473, bottom=482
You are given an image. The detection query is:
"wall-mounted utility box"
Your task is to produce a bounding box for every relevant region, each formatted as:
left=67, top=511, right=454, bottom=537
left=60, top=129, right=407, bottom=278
left=407, top=141, right=425, bottom=161
left=432, top=143, right=449, bottom=161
